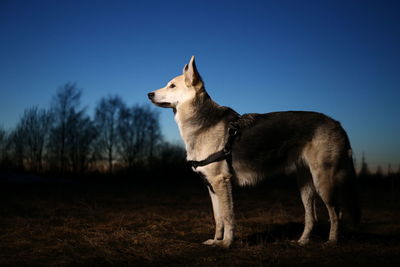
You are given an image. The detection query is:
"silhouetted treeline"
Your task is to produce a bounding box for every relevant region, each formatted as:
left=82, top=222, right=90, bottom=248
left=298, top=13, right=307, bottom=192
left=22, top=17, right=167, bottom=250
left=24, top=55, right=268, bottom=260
left=355, top=153, right=400, bottom=182
left=0, top=83, right=186, bottom=177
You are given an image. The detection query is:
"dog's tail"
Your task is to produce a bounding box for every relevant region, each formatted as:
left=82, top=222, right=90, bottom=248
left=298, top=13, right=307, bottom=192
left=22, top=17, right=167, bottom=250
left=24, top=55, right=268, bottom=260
left=343, top=153, right=361, bottom=226
left=344, top=184, right=361, bottom=226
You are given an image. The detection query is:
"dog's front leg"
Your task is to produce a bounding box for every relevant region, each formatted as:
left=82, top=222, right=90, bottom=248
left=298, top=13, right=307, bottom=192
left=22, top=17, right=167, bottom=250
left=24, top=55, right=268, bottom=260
left=203, top=187, right=224, bottom=245
left=203, top=174, right=234, bottom=248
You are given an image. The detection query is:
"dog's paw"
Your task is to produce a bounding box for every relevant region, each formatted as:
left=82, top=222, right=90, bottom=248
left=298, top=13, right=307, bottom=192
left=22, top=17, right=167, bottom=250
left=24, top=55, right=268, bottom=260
left=202, top=239, right=232, bottom=248
left=213, top=240, right=232, bottom=248
left=297, top=238, right=311, bottom=246
left=202, top=239, right=216, bottom=246
left=323, top=239, right=338, bottom=247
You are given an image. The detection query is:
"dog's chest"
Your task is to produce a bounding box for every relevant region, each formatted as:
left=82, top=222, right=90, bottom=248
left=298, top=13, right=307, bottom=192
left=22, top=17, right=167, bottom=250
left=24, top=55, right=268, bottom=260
left=175, top=115, right=226, bottom=161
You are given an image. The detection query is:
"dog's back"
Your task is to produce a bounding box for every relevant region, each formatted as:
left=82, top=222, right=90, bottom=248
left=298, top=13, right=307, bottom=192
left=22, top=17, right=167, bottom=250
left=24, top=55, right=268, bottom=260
left=232, top=111, right=345, bottom=180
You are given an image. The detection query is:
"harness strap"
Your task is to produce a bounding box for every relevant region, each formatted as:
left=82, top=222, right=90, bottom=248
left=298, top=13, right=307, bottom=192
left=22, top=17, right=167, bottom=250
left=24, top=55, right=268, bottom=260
left=188, top=120, right=239, bottom=169
left=188, top=150, right=228, bottom=169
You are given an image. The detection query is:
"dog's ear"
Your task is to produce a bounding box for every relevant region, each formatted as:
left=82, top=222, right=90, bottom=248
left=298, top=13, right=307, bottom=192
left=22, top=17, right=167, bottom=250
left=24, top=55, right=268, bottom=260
left=183, top=56, right=203, bottom=90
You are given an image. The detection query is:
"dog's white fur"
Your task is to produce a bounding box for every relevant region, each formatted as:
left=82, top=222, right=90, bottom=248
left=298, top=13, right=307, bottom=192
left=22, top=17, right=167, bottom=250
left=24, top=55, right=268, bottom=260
left=148, top=56, right=360, bottom=248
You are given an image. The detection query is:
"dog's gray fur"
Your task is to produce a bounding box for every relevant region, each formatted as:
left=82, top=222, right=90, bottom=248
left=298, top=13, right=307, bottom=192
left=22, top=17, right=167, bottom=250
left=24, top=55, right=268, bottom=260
left=148, top=56, right=360, bottom=248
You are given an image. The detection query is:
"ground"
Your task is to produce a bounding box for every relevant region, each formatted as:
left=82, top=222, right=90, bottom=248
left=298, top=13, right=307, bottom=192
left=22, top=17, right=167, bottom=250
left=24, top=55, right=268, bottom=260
left=1, top=175, right=399, bottom=266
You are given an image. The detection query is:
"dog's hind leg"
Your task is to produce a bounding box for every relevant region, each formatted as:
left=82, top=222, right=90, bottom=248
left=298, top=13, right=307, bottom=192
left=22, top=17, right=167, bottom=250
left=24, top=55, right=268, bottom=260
left=203, top=174, right=234, bottom=248
left=325, top=203, right=340, bottom=245
left=310, top=168, right=340, bottom=245
left=297, top=168, right=317, bottom=246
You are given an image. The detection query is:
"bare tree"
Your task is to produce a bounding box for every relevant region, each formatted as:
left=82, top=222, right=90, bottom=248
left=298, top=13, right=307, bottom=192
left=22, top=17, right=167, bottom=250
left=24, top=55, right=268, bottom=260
left=117, top=105, right=137, bottom=169
left=8, top=125, right=25, bottom=170
left=13, top=107, right=52, bottom=172
left=359, top=152, right=370, bottom=177
left=375, top=165, right=383, bottom=177
left=65, top=109, right=97, bottom=173
left=131, top=105, right=149, bottom=160
left=48, top=83, right=83, bottom=173
left=140, top=105, right=162, bottom=160
left=387, top=163, right=393, bottom=176
left=94, top=95, right=124, bottom=174
left=0, top=126, right=7, bottom=167
left=117, top=104, right=162, bottom=169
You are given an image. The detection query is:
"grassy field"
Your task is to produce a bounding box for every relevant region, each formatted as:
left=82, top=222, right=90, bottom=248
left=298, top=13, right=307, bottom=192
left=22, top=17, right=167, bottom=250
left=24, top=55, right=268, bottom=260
left=1, top=175, right=400, bottom=266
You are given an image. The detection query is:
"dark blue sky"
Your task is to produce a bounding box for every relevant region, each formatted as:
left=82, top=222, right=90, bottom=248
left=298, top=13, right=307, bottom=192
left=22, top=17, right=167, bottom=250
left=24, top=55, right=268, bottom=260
left=0, top=0, right=399, bottom=170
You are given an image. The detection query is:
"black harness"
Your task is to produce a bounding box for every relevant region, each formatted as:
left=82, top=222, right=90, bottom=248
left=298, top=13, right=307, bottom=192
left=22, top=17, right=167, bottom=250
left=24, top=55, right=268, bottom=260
left=188, top=121, right=239, bottom=169
left=188, top=120, right=240, bottom=193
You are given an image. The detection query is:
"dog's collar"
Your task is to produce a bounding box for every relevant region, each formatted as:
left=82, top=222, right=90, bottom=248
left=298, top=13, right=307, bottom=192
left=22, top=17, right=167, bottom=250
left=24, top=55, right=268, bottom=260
left=188, top=120, right=239, bottom=170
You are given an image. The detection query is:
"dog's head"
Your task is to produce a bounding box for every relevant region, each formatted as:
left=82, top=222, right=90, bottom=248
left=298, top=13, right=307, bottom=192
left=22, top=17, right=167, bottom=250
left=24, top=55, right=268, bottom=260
left=148, top=56, right=204, bottom=109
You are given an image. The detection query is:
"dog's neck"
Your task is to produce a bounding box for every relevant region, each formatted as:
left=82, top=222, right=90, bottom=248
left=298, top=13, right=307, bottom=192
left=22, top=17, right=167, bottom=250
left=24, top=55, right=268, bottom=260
left=174, top=91, right=236, bottom=160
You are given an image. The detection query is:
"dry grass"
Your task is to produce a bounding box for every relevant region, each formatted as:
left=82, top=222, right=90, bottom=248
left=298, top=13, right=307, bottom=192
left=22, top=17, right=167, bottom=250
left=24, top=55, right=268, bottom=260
left=1, top=177, right=400, bottom=266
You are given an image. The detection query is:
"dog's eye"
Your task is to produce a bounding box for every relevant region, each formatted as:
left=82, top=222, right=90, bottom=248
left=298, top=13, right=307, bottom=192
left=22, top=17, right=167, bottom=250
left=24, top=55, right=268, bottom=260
left=169, top=84, right=176, bottom=88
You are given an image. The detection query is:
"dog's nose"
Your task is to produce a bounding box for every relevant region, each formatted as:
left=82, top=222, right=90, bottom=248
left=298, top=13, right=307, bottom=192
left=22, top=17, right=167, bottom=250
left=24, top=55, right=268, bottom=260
left=147, top=92, right=155, bottom=100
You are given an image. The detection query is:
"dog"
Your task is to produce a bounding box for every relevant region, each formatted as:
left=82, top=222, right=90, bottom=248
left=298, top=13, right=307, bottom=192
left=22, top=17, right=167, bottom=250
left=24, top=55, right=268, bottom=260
left=148, top=56, right=360, bottom=248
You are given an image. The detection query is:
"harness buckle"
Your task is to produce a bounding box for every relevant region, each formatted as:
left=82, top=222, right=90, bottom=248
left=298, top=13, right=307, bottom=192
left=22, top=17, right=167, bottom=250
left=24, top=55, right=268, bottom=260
left=223, top=148, right=231, bottom=155
left=228, top=127, right=238, bottom=136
